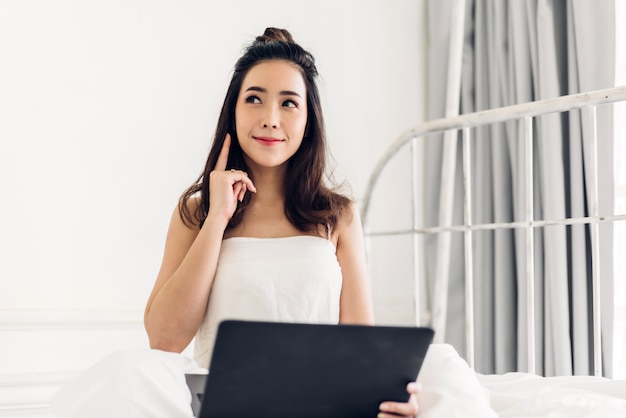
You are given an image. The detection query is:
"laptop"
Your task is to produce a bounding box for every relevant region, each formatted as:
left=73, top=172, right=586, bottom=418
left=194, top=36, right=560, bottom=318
left=186, top=320, right=434, bottom=418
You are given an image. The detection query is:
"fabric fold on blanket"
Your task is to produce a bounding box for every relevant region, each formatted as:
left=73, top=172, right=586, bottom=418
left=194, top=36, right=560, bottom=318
left=417, top=344, right=499, bottom=417
left=478, top=372, right=626, bottom=417
left=51, top=349, right=199, bottom=418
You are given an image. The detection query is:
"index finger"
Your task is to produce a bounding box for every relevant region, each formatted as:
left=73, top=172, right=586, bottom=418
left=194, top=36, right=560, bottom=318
left=215, top=133, right=231, bottom=171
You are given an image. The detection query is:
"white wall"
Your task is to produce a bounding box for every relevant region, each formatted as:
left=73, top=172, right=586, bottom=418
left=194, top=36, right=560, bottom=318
left=0, top=0, right=426, bottom=414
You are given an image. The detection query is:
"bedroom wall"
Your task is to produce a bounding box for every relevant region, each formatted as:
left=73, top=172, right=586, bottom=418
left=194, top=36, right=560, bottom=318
left=0, top=0, right=426, bottom=415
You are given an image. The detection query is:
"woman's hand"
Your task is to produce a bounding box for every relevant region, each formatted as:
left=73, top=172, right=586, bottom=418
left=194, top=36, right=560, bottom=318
left=378, top=382, right=421, bottom=418
left=208, top=134, right=256, bottom=222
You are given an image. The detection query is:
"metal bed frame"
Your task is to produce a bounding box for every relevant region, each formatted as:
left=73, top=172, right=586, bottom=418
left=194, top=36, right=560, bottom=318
left=361, top=85, right=626, bottom=376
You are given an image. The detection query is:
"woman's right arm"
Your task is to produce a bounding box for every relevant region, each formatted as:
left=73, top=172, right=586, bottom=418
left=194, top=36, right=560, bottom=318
left=143, top=202, right=230, bottom=353
left=144, top=134, right=255, bottom=353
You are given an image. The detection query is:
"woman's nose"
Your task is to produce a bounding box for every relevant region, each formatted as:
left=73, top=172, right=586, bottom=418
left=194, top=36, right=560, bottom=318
left=261, top=105, right=279, bottom=129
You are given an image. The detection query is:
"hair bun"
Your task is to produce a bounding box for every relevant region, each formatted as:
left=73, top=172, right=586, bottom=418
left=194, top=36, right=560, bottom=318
left=256, top=27, right=295, bottom=43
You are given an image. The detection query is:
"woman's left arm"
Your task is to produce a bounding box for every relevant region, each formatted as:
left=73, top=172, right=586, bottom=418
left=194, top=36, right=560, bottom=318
left=335, top=203, right=420, bottom=418
left=335, top=203, right=375, bottom=325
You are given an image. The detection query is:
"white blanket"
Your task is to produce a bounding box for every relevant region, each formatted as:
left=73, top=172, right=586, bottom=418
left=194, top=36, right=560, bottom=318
left=419, top=344, right=626, bottom=418
left=478, top=372, right=626, bottom=417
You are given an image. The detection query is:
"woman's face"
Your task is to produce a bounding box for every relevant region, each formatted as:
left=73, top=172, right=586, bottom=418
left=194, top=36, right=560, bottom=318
left=235, top=60, right=308, bottom=171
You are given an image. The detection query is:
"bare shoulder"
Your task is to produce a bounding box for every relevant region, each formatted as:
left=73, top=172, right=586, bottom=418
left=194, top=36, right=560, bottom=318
left=334, top=201, right=374, bottom=324
left=334, top=202, right=363, bottom=246
left=178, top=193, right=203, bottom=226
left=161, top=196, right=202, bottom=255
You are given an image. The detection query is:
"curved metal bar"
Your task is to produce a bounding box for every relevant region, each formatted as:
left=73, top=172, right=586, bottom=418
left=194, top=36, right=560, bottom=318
left=361, top=85, right=626, bottom=224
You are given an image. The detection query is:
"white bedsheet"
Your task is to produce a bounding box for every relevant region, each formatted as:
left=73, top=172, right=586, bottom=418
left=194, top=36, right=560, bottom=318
left=418, top=344, right=626, bottom=418
left=478, top=372, right=626, bottom=417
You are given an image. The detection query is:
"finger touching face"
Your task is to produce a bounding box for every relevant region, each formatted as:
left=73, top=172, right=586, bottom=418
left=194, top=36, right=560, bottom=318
left=215, top=134, right=232, bottom=171
left=235, top=60, right=308, bottom=170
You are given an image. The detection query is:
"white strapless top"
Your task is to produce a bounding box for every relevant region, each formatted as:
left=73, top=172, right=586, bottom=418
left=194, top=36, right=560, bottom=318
left=193, top=236, right=343, bottom=368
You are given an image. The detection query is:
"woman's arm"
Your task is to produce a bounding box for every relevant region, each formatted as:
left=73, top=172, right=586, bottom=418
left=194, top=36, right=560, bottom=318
left=143, top=201, right=229, bottom=352
left=335, top=203, right=375, bottom=325
left=144, top=134, right=255, bottom=352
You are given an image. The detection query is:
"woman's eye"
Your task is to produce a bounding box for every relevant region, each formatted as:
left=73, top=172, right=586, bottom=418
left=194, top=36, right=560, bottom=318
left=283, top=99, right=298, bottom=108
left=245, top=95, right=261, bottom=104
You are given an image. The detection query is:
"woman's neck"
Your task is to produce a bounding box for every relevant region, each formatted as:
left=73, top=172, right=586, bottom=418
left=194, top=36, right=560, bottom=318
left=247, top=163, right=287, bottom=204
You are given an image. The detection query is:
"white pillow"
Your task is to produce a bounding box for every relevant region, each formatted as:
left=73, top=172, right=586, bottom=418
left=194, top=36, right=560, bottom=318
left=417, top=344, right=498, bottom=418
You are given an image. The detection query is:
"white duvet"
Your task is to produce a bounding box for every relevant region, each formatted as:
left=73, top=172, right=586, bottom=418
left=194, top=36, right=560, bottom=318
left=419, top=344, right=626, bottom=418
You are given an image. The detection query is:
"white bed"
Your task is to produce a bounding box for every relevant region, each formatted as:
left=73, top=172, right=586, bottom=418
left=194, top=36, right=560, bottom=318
left=361, top=85, right=626, bottom=417
left=415, top=343, right=626, bottom=417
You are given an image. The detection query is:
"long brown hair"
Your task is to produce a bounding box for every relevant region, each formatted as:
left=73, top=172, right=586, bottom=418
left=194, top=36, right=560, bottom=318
left=179, top=27, right=351, bottom=233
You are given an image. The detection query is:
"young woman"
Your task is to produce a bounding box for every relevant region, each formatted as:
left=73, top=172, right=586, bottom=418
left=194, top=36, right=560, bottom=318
left=54, top=28, right=420, bottom=418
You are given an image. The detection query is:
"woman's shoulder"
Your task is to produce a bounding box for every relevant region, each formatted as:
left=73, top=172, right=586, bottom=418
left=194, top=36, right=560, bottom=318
left=177, top=193, right=203, bottom=230
left=338, top=199, right=358, bottom=222
left=333, top=200, right=361, bottom=241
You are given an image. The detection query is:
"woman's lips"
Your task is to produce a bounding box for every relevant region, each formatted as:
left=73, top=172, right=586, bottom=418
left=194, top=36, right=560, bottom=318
left=254, top=136, right=283, bottom=145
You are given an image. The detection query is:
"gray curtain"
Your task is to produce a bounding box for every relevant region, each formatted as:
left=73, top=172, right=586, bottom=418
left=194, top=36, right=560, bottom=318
left=424, top=0, right=615, bottom=376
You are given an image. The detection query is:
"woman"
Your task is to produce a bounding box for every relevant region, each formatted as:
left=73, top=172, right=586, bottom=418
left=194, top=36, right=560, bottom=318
left=54, top=28, right=420, bottom=418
